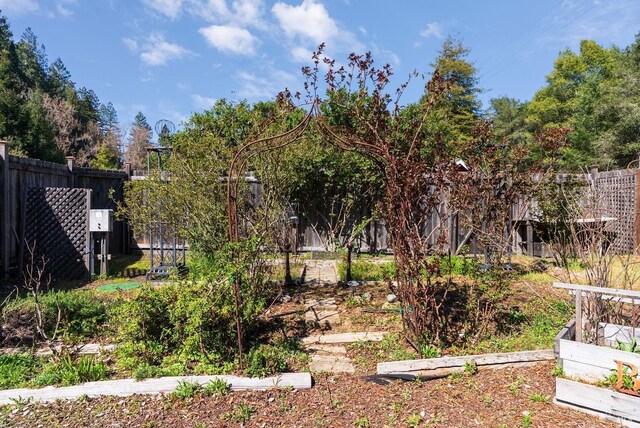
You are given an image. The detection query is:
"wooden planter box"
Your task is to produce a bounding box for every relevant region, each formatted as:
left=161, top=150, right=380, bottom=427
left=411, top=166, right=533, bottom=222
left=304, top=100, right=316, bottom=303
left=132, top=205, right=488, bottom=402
left=555, top=320, right=640, bottom=427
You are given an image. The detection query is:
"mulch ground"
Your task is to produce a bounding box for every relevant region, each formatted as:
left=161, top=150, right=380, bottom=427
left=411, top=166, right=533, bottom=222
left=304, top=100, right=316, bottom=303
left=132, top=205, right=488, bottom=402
left=0, top=362, right=615, bottom=428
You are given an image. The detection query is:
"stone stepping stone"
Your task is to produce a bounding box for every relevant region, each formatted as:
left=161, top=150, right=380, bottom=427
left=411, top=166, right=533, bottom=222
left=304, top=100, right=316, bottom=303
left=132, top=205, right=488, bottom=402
left=306, top=344, right=348, bottom=355
left=305, top=309, right=341, bottom=327
left=302, top=331, right=386, bottom=345
left=309, top=354, right=355, bottom=374
left=304, top=297, right=341, bottom=327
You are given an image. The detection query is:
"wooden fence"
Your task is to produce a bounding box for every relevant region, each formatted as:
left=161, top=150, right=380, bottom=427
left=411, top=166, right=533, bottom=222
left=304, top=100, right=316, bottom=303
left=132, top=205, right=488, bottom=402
left=0, top=141, right=131, bottom=277
left=516, top=166, right=640, bottom=256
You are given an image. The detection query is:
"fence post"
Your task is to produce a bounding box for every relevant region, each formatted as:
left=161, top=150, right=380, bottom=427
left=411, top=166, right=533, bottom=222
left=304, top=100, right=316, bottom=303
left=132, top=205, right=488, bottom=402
left=635, top=166, right=640, bottom=255
left=66, top=156, right=76, bottom=188
left=123, top=162, right=132, bottom=255
left=1, top=140, right=10, bottom=278
left=574, top=290, right=583, bottom=343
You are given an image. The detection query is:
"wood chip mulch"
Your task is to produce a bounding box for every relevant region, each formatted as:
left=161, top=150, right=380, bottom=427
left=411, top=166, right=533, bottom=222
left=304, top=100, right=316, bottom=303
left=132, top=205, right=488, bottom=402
left=0, top=362, right=616, bottom=427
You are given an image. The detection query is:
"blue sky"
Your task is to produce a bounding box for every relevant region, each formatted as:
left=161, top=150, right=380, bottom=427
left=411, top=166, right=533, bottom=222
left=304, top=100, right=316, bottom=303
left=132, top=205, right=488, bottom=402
left=2, top=0, right=639, bottom=134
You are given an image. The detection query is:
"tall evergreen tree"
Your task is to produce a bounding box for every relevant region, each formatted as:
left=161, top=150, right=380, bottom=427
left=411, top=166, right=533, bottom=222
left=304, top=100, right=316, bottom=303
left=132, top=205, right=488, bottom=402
left=125, top=111, right=152, bottom=170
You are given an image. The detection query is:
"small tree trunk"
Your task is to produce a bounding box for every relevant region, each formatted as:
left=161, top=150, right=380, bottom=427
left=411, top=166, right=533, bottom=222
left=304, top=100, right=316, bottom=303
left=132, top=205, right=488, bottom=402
left=346, top=242, right=353, bottom=282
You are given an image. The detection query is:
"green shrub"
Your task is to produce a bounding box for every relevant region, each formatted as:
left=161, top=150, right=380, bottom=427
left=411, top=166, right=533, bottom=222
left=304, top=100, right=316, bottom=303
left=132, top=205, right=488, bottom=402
left=1, top=290, right=108, bottom=343
left=114, top=244, right=275, bottom=371
left=132, top=363, right=169, bottom=380
left=0, top=354, right=41, bottom=389
left=244, top=344, right=288, bottom=378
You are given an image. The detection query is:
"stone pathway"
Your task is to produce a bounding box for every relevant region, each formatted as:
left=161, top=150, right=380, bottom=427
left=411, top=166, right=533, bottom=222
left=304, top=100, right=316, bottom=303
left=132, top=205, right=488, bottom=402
left=303, top=332, right=387, bottom=374
left=300, top=259, right=387, bottom=374
left=303, top=260, right=338, bottom=287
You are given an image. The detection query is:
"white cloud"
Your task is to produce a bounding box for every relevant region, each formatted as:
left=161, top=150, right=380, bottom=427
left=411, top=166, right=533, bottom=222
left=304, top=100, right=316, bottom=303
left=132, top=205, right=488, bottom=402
left=230, top=0, right=264, bottom=27
left=538, top=0, right=640, bottom=48
left=272, top=0, right=338, bottom=44
left=55, top=0, right=76, bottom=17
left=142, top=0, right=184, bottom=19
left=124, top=33, right=195, bottom=66
left=199, top=25, right=258, bottom=55
left=272, top=0, right=363, bottom=63
left=420, top=22, right=443, bottom=39
left=0, top=0, right=39, bottom=14
left=122, top=37, right=139, bottom=52
left=236, top=68, right=297, bottom=99
left=187, top=0, right=230, bottom=21
left=184, top=0, right=265, bottom=28
left=290, top=46, right=312, bottom=63
left=191, top=94, right=216, bottom=109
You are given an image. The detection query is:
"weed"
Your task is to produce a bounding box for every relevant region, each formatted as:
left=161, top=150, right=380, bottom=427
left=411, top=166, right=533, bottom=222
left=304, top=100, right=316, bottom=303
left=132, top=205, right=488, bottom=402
left=463, top=361, right=477, bottom=375
left=521, top=411, right=532, bottom=427
left=406, top=413, right=423, bottom=427
left=34, top=354, right=108, bottom=386
left=133, top=364, right=168, bottom=380
left=401, top=388, right=412, bottom=401
left=550, top=365, right=564, bottom=377
left=172, top=380, right=202, bottom=399
left=448, top=372, right=464, bottom=382
left=529, top=393, right=548, bottom=403
left=508, top=376, right=526, bottom=396
left=0, top=354, right=41, bottom=389
left=354, top=415, right=370, bottom=427
left=420, top=344, right=441, bottom=358
left=203, top=378, right=230, bottom=397
left=227, top=403, right=256, bottom=422
left=8, top=396, right=32, bottom=408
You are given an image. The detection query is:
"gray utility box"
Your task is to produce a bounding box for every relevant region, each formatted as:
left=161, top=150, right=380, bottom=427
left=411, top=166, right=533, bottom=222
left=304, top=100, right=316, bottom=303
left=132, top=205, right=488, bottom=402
left=89, top=209, right=114, bottom=232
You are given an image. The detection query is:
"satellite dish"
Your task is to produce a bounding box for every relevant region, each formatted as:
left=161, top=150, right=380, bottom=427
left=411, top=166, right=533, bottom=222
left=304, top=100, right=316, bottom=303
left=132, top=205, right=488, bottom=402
left=154, top=119, right=175, bottom=136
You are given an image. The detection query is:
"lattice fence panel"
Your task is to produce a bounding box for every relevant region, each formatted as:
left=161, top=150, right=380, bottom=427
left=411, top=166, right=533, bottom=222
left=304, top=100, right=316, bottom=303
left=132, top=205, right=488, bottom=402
left=24, top=187, right=90, bottom=280
left=595, top=171, right=636, bottom=254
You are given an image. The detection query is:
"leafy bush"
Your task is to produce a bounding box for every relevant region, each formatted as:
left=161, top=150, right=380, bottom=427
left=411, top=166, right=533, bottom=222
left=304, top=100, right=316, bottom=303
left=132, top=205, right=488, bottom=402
left=1, top=290, right=108, bottom=343
left=114, top=244, right=275, bottom=371
left=244, top=344, right=288, bottom=378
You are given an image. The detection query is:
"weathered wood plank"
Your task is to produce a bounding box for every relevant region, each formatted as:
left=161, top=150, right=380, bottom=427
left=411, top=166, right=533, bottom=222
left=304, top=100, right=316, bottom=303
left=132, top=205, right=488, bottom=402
left=377, top=350, right=554, bottom=375
left=553, top=282, right=640, bottom=299
left=600, top=323, right=640, bottom=347
left=559, top=339, right=640, bottom=382
left=554, top=319, right=576, bottom=358
left=0, top=373, right=312, bottom=404
left=555, top=378, right=640, bottom=427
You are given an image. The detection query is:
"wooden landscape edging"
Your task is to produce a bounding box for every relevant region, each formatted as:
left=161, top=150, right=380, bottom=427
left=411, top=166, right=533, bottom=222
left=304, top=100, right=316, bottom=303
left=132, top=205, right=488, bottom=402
left=555, top=378, right=640, bottom=428
left=376, top=349, right=554, bottom=377
left=0, top=373, right=312, bottom=405
left=558, top=338, right=640, bottom=382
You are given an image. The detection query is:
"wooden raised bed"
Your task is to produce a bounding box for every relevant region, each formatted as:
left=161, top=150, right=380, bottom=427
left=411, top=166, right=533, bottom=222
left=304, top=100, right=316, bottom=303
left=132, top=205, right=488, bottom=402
left=554, top=283, right=640, bottom=427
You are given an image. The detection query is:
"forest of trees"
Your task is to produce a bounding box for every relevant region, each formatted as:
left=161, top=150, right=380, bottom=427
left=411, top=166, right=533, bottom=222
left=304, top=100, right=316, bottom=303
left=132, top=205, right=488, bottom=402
left=0, top=14, right=152, bottom=170
left=3, top=9, right=640, bottom=174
